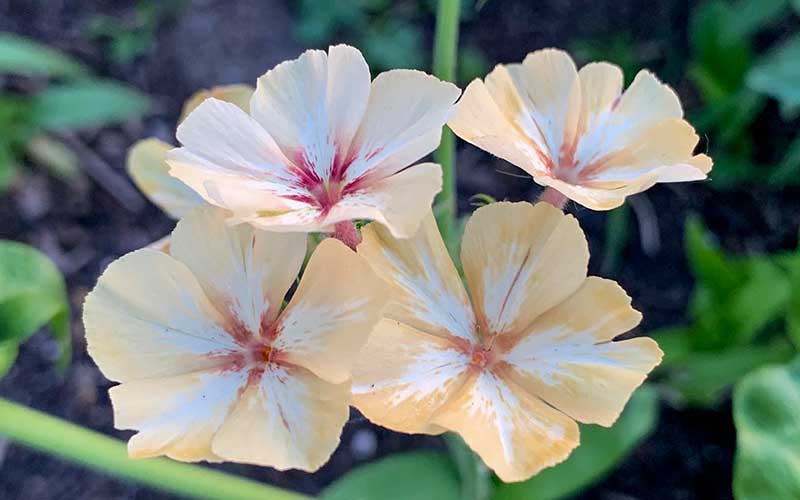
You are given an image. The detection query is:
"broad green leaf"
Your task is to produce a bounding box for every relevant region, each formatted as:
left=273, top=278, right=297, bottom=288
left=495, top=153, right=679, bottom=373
left=649, top=326, right=694, bottom=368
left=322, top=452, right=460, bottom=500
left=0, top=339, right=17, bottom=379
left=684, top=215, right=744, bottom=300
left=0, top=241, right=70, bottom=367
left=782, top=249, right=800, bottom=348
left=747, top=34, right=800, bottom=117
left=446, top=434, right=491, bottom=500
left=664, top=341, right=794, bottom=407
left=30, top=80, right=150, bottom=131
left=491, top=386, right=659, bottom=500
left=725, top=0, right=789, bottom=39
left=0, top=32, right=87, bottom=78
left=728, top=259, right=791, bottom=343
left=733, top=358, right=800, bottom=500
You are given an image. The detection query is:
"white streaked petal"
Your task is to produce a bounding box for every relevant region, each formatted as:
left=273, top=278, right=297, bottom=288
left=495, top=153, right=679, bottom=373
left=358, top=213, right=476, bottom=342
left=212, top=364, right=350, bottom=471
left=111, top=368, right=248, bottom=462
left=352, top=319, right=470, bottom=434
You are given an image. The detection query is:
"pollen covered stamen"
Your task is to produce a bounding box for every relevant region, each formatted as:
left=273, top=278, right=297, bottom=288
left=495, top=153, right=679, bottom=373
left=470, top=348, right=491, bottom=368
left=262, top=345, right=274, bottom=363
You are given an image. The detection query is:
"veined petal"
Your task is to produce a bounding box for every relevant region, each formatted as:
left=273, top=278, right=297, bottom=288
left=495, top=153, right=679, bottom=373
left=212, top=364, right=350, bottom=471
left=460, top=202, right=588, bottom=337
left=352, top=319, right=471, bottom=434
left=127, top=138, right=204, bottom=219
left=83, top=249, right=238, bottom=382
left=170, top=206, right=307, bottom=334
left=574, top=62, right=623, bottom=140
left=251, top=45, right=370, bottom=180
left=179, top=84, right=254, bottom=123
left=501, top=277, right=662, bottom=426
left=432, top=371, right=579, bottom=482
left=274, top=238, right=387, bottom=384
left=345, top=70, right=460, bottom=182
left=111, top=368, right=248, bottom=462
left=534, top=175, right=631, bottom=210
left=325, top=162, right=443, bottom=238
left=358, top=213, right=476, bottom=342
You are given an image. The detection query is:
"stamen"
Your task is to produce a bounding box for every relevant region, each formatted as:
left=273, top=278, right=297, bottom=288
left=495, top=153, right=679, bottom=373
left=262, top=345, right=273, bottom=363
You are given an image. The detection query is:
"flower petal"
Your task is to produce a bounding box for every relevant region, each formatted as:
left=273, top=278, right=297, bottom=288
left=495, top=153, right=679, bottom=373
left=352, top=319, right=470, bottom=434
left=170, top=206, right=307, bottom=334
left=83, top=249, right=237, bottom=382
left=460, top=202, right=588, bottom=336
left=501, top=277, right=662, bottom=426
left=432, top=371, right=579, bottom=482
left=127, top=138, right=204, bottom=219
left=212, top=364, right=350, bottom=471
left=574, top=62, right=623, bottom=138
left=110, top=368, right=248, bottom=462
left=358, top=212, right=476, bottom=342
left=344, top=69, right=460, bottom=182
left=169, top=98, right=307, bottom=215
left=179, top=84, right=254, bottom=123
left=251, top=45, right=371, bottom=180
left=325, top=162, right=443, bottom=238
left=274, top=238, right=387, bottom=384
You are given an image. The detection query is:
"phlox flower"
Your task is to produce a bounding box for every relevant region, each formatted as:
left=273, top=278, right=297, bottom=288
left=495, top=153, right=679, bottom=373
left=83, top=206, right=386, bottom=470
left=127, top=84, right=254, bottom=221
left=352, top=201, right=663, bottom=481
left=448, top=49, right=712, bottom=210
left=166, top=44, right=461, bottom=238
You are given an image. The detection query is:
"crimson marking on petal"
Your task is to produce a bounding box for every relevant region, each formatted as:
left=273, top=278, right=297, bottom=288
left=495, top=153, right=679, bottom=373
left=223, top=312, right=254, bottom=346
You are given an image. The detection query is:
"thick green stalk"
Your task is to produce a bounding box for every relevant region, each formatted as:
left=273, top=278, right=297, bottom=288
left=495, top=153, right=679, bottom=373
left=0, top=398, right=311, bottom=500
left=433, top=0, right=461, bottom=245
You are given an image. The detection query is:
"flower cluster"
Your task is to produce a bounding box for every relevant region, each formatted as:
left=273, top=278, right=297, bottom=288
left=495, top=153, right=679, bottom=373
left=84, top=45, right=709, bottom=481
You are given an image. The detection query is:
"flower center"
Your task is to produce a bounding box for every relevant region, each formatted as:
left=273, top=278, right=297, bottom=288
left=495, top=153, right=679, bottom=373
left=262, top=345, right=274, bottom=363
left=470, top=347, right=491, bottom=368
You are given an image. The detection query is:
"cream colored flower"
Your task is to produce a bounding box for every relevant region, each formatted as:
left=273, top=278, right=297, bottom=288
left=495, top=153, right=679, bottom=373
left=83, top=206, right=386, bottom=470
left=448, top=49, right=712, bottom=210
left=167, top=44, right=461, bottom=238
left=353, top=201, right=662, bottom=482
left=127, top=84, right=254, bottom=221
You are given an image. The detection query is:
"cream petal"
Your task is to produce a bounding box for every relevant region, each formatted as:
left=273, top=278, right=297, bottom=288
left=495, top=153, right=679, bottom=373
left=179, top=84, right=254, bottom=123
left=358, top=212, right=476, bottom=342
left=170, top=206, right=307, bottom=334
left=111, top=368, right=248, bottom=462
left=344, top=70, right=461, bottom=182
left=324, top=162, right=443, bottom=238
left=501, top=277, right=662, bottom=426
left=460, top=202, right=588, bottom=336
left=534, top=175, right=630, bottom=210
left=352, top=319, right=471, bottom=434
left=83, top=249, right=238, bottom=382
left=251, top=45, right=370, bottom=180
left=432, top=370, right=580, bottom=482
left=574, top=62, right=623, bottom=139
left=212, top=364, right=350, bottom=471
left=274, top=238, right=387, bottom=384
left=448, top=78, right=549, bottom=177
left=127, top=138, right=204, bottom=219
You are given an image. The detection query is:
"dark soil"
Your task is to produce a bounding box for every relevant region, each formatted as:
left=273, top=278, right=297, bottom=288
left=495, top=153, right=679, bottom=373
left=1, top=1, right=796, bottom=499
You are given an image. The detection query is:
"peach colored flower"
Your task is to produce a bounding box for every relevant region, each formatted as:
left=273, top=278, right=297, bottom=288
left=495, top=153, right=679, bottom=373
left=83, top=206, right=386, bottom=470
left=353, top=201, right=662, bottom=481
left=127, top=84, right=254, bottom=221
left=448, top=49, right=712, bottom=210
left=166, top=44, right=461, bottom=238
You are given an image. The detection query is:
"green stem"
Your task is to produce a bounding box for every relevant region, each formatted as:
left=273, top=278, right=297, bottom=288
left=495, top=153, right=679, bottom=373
left=433, top=0, right=461, bottom=246
left=0, top=398, right=311, bottom=500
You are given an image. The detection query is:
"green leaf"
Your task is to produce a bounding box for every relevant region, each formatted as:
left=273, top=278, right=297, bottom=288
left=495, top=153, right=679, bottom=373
left=30, top=80, right=150, bottom=131
left=0, top=32, right=87, bottom=78
left=747, top=34, right=800, bottom=117
left=0, top=241, right=70, bottom=367
left=684, top=215, right=744, bottom=299
left=25, top=134, right=84, bottom=183
left=649, top=326, right=694, bottom=368
left=600, top=204, right=630, bottom=275
left=0, top=339, right=18, bottom=379
left=733, top=358, right=800, bottom=500
left=322, top=452, right=460, bottom=500
left=725, top=0, right=789, bottom=39
left=446, top=434, right=492, bottom=500
left=728, top=259, right=791, bottom=343
left=491, top=386, right=659, bottom=500
left=664, top=341, right=794, bottom=407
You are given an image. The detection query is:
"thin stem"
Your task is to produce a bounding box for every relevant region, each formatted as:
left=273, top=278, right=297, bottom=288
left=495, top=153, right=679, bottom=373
left=433, top=0, right=461, bottom=245
left=538, top=187, right=568, bottom=210
left=0, top=398, right=311, bottom=500
left=332, top=220, right=361, bottom=250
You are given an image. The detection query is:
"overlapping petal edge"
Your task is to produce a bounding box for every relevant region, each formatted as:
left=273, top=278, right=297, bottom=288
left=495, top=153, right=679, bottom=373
left=352, top=201, right=663, bottom=481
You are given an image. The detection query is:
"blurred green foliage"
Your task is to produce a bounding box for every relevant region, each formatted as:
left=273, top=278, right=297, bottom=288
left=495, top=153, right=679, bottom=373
left=733, top=358, right=800, bottom=500
left=653, top=216, right=798, bottom=406
left=0, top=33, right=150, bottom=193
left=0, top=241, right=70, bottom=377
